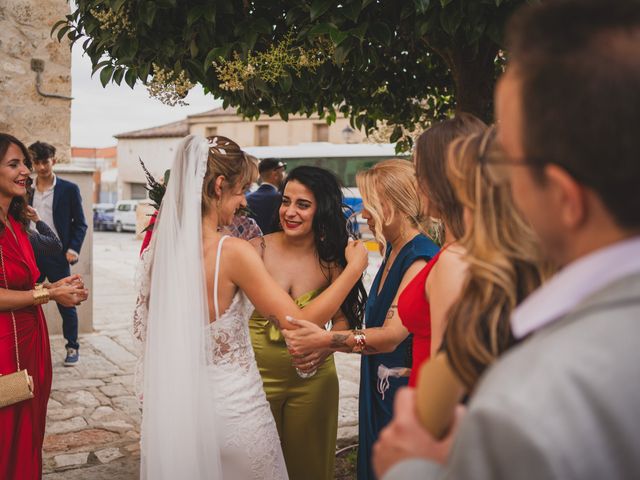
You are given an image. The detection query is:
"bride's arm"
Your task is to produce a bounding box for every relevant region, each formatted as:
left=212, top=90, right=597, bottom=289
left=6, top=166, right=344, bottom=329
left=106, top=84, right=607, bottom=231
left=228, top=238, right=368, bottom=329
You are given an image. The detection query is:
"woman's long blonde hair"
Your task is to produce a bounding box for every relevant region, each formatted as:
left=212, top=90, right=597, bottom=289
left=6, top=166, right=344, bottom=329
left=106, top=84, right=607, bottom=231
left=444, top=128, right=548, bottom=391
left=356, top=159, right=430, bottom=253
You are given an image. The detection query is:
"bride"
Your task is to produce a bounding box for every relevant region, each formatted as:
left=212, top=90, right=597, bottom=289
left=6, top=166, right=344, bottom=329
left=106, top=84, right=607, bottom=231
left=134, top=135, right=368, bottom=479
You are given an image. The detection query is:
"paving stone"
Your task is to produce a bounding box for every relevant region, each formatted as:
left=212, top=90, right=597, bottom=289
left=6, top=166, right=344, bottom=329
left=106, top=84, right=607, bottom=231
left=54, top=452, right=89, bottom=468
left=47, top=407, right=85, bottom=422
left=44, top=456, right=140, bottom=479
left=112, top=395, right=141, bottom=415
left=337, top=425, right=359, bottom=443
left=94, top=447, right=124, bottom=464
left=47, top=416, right=88, bottom=435
left=53, top=378, right=105, bottom=390
left=110, top=331, right=140, bottom=356
left=44, top=429, right=120, bottom=454
left=100, top=420, right=134, bottom=433
left=338, top=397, right=359, bottom=428
left=99, top=383, right=128, bottom=397
left=85, top=335, right=137, bottom=364
left=108, top=374, right=135, bottom=386
left=124, top=442, right=140, bottom=455
left=339, top=378, right=360, bottom=399
left=89, top=406, right=115, bottom=421
left=65, top=390, right=100, bottom=407
left=48, top=399, right=63, bottom=409
left=124, top=430, right=140, bottom=441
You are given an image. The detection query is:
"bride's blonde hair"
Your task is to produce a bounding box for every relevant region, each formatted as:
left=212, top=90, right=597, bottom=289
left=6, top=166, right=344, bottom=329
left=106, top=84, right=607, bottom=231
left=201, top=135, right=258, bottom=215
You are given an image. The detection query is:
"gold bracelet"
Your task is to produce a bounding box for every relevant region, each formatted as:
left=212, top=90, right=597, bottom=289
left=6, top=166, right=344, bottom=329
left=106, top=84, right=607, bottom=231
left=32, top=284, right=50, bottom=306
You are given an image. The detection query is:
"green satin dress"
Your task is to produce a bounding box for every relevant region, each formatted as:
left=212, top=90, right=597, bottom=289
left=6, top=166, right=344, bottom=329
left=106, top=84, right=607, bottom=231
left=249, top=289, right=338, bottom=480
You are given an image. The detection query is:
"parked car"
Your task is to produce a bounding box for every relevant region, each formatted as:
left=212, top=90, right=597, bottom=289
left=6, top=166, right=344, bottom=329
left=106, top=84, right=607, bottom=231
left=114, top=200, right=139, bottom=233
left=93, top=203, right=115, bottom=231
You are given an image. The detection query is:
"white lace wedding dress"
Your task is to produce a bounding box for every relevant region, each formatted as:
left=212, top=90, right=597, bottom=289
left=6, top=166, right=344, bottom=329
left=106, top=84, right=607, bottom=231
left=206, top=236, right=288, bottom=479
left=133, top=135, right=288, bottom=479
left=135, top=236, right=288, bottom=480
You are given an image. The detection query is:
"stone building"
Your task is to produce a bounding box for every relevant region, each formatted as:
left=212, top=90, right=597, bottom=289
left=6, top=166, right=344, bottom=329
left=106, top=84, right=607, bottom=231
left=1, top=1, right=96, bottom=334
left=0, top=0, right=72, bottom=161
left=115, top=106, right=368, bottom=199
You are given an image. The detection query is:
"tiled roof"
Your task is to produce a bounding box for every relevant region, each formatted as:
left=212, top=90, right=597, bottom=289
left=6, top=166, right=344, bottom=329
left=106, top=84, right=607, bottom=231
left=187, top=106, right=238, bottom=118
left=114, top=119, right=189, bottom=139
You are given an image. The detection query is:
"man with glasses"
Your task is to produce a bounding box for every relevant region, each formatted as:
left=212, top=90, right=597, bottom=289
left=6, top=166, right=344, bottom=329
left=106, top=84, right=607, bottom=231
left=374, top=1, right=640, bottom=479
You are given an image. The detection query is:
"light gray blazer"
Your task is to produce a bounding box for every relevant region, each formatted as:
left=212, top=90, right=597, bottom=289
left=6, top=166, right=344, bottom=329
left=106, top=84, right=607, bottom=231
left=384, top=272, right=640, bottom=480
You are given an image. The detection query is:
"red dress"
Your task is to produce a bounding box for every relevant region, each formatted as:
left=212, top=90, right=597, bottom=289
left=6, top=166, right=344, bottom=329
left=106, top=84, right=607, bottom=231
left=397, top=248, right=446, bottom=387
left=0, top=216, right=52, bottom=479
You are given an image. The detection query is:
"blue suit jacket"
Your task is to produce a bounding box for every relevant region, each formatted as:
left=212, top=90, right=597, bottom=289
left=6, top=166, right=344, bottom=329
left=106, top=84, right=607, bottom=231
left=30, top=177, right=88, bottom=254
left=246, top=184, right=281, bottom=234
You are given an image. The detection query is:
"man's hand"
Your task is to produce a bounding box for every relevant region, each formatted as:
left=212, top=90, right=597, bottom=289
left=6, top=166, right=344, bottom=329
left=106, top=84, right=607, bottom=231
left=373, top=388, right=465, bottom=479
left=66, top=251, right=79, bottom=265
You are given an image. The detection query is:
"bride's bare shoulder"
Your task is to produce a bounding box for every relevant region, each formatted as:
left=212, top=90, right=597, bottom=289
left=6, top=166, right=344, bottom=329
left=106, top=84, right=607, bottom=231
left=222, top=236, right=262, bottom=262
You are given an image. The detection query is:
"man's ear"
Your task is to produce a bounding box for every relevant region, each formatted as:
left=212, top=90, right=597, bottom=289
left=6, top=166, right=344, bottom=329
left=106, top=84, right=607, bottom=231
left=51, top=157, right=57, bottom=167
left=544, top=164, right=587, bottom=230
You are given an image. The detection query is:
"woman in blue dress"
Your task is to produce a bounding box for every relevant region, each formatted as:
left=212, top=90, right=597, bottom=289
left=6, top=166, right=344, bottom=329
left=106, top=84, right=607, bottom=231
left=283, top=159, right=438, bottom=479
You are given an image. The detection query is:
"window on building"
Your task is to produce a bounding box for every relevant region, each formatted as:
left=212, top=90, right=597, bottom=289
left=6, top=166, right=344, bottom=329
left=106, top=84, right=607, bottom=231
left=205, top=126, right=218, bottom=137
left=255, top=125, right=269, bottom=146
left=313, top=124, right=329, bottom=142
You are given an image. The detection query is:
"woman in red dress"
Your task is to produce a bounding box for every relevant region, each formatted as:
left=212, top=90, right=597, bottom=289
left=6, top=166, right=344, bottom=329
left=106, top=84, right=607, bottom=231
left=0, top=134, right=88, bottom=479
left=398, top=115, right=487, bottom=386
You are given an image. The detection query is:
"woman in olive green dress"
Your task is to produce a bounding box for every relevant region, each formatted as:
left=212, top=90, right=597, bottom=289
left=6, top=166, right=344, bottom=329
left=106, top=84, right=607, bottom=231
left=250, top=166, right=367, bottom=480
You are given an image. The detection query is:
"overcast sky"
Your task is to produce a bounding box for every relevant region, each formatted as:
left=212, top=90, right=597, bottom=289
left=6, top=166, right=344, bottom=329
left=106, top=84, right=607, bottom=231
left=71, top=43, right=220, bottom=148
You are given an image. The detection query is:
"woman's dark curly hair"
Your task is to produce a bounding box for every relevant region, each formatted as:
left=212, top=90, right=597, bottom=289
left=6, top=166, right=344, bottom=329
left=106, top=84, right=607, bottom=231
left=0, top=133, right=32, bottom=230
left=275, top=166, right=367, bottom=329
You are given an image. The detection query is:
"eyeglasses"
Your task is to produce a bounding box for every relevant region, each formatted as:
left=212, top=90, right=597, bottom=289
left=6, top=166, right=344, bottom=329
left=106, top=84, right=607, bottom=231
left=478, top=125, right=531, bottom=168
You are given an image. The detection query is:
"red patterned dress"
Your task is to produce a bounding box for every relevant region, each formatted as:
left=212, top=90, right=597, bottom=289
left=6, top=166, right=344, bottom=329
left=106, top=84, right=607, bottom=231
left=0, top=215, right=52, bottom=479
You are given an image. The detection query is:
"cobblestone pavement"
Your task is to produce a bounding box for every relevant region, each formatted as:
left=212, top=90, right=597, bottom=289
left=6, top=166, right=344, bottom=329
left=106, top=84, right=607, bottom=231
left=43, top=232, right=380, bottom=478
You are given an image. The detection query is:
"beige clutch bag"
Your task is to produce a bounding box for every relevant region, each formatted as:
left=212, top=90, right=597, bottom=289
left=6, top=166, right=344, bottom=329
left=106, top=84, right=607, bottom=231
left=0, top=246, right=36, bottom=409
left=0, top=370, right=34, bottom=408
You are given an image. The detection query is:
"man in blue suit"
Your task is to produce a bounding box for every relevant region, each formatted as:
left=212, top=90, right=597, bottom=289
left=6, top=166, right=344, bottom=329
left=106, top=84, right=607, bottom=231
left=246, top=158, right=286, bottom=234
left=29, top=142, right=87, bottom=366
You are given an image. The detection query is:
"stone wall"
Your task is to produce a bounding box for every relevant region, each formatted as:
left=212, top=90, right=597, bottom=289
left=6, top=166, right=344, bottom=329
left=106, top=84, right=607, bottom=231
left=0, top=0, right=72, bottom=162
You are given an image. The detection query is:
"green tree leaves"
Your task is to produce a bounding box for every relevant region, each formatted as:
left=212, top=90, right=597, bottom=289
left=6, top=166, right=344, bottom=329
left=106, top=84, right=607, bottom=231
left=58, top=0, right=525, bottom=149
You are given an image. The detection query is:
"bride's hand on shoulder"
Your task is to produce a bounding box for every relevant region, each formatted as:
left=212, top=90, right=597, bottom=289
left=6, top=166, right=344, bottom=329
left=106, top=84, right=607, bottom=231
left=282, top=318, right=328, bottom=355
left=344, top=240, right=368, bottom=273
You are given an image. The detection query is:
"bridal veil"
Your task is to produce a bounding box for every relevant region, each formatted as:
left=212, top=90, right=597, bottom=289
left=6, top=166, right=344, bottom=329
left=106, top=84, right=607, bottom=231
left=139, top=135, right=223, bottom=478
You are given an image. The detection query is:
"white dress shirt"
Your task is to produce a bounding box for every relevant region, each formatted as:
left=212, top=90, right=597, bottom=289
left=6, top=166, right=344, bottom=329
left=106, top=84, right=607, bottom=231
left=33, top=175, right=59, bottom=240
left=32, top=175, right=77, bottom=258
left=512, top=235, right=640, bottom=338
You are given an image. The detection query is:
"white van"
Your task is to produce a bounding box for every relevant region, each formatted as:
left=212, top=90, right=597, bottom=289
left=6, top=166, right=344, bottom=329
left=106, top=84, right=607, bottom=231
left=113, top=200, right=139, bottom=232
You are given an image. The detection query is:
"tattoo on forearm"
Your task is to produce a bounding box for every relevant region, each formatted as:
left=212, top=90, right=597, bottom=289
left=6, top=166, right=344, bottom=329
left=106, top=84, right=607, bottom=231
left=330, top=333, right=349, bottom=349
left=267, top=315, right=281, bottom=330
left=386, top=304, right=398, bottom=320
